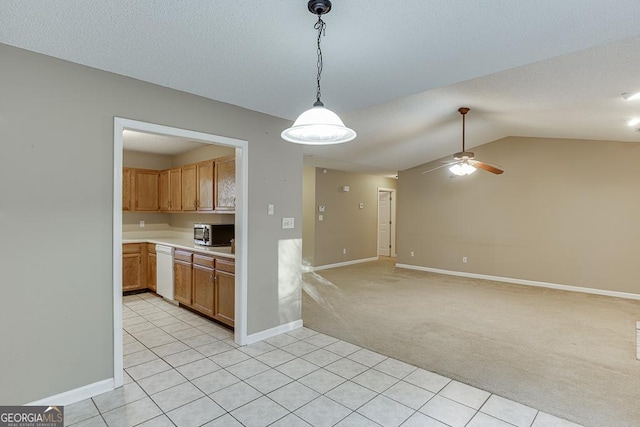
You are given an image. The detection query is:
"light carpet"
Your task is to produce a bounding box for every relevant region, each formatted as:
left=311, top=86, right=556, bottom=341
left=302, top=258, right=640, bottom=427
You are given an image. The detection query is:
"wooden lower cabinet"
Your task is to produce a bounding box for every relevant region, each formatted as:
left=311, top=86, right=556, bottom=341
left=171, top=250, right=235, bottom=327
left=122, top=243, right=146, bottom=291
left=174, top=250, right=193, bottom=305
left=215, top=270, right=235, bottom=327
left=192, top=254, right=215, bottom=317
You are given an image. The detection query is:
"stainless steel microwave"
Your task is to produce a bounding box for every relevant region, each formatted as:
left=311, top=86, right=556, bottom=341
left=194, top=223, right=235, bottom=247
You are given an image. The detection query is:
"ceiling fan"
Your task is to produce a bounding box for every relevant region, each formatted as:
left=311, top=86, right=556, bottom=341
left=422, top=107, right=504, bottom=176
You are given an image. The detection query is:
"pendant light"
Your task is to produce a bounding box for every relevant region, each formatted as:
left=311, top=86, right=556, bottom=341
left=281, top=0, right=357, bottom=145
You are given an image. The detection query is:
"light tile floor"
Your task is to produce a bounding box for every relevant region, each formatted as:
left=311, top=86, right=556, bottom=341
left=66, top=293, right=583, bottom=427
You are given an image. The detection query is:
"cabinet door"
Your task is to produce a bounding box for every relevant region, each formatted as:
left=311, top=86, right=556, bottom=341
left=158, top=170, right=170, bottom=211
left=122, top=168, right=133, bottom=211
left=169, top=168, right=182, bottom=211
left=147, top=252, right=157, bottom=291
left=182, top=164, right=197, bottom=211
left=197, top=160, right=214, bottom=211
left=192, top=265, right=215, bottom=317
left=123, top=243, right=145, bottom=291
left=134, top=169, right=159, bottom=211
left=174, top=260, right=192, bottom=305
left=215, top=155, right=235, bottom=212
left=123, top=253, right=142, bottom=291
left=215, top=271, right=235, bottom=327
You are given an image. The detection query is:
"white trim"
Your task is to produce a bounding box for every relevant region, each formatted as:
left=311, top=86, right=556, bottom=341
left=396, top=263, right=640, bottom=301
left=113, top=121, right=124, bottom=388
left=244, top=320, right=303, bottom=345
left=310, top=257, right=379, bottom=272
left=113, top=118, right=250, bottom=386
left=26, top=379, right=114, bottom=406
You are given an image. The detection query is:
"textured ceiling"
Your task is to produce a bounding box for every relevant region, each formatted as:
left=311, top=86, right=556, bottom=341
left=3, top=0, right=640, bottom=175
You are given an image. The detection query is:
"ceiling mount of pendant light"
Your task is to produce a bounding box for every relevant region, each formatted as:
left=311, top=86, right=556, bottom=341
left=281, top=0, right=357, bottom=145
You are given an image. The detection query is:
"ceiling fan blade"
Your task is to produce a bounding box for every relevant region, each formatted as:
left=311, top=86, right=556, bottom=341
left=470, top=160, right=504, bottom=174
left=421, top=163, right=454, bottom=174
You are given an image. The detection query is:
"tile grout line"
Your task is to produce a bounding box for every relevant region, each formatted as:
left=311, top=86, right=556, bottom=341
left=74, top=293, right=581, bottom=427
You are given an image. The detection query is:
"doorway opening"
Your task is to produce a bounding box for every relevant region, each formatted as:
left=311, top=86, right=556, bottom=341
left=113, top=118, right=248, bottom=388
left=377, top=188, right=396, bottom=257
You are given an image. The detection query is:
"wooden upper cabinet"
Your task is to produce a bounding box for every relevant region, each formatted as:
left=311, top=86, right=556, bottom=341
left=122, top=168, right=134, bottom=211
left=197, top=160, right=214, bottom=211
left=123, top=155, right=233, bottom=213
left=215, top=155, right=235, bottom=212
left=134, top=169, right=159, bottom=211
left=182, top=164, right=197, bottom=211
left=159, top=168, right=182, bottom=212
left=159, top=170, right=170, bottom=211
left=169, top=168, right=182, bottom=212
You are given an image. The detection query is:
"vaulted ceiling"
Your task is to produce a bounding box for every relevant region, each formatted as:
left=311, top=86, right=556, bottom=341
left=3, top=0, right=640, bottom=175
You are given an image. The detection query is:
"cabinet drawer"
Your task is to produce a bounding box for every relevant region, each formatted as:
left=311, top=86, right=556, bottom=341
left=215, top=257, right=235, bottom=274
left=123, top=243, right=142, bottom=254
left=193, top=253, right=215, bottom=268
left=147, top=243, right=156, bottom=254
left=174, top=250, right=193, bottom=263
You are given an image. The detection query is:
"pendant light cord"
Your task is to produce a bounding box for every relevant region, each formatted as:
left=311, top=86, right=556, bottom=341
left=314, top=16, right=326, bottom=105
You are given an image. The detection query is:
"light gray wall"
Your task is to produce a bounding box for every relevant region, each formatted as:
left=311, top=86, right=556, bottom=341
left=304, top=168, right=397, bottom=267
left=172, top=144, right=235, bottom=167
left=397, top=136, right=640, bottom=295
left=0, top=43, right=302, bottom=404
left=123, top=150, right=172, bottom=170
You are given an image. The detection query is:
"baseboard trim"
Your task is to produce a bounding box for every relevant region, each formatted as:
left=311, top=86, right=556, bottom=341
left=395, top=263, right=640, bottom=301
left=244, top=319, right=303, bottom=345
left=26, top=378, right=114, bottom=406
left=310, top=257, right=379, bottom=272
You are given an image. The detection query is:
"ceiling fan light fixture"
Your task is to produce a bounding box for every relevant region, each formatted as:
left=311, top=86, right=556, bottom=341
left=281, top=0, right=356, bottom=145
left=622, top=92, right=640, bottom=101
left=449, top=162, right=477, bottom=176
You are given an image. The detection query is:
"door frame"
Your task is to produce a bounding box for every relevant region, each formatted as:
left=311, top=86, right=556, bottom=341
left=113, top=118, right=249, bottom=388
left=377, top=187, right=397, bottom=257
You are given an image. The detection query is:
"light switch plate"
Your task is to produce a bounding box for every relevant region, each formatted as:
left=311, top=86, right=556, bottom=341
left=318, top=214, right=324, bottom=221
left=318, top=205, right=325, bottom=212
left=268, top=204, right=274, bottom=215
left=282, top=217, right=295, bottom=229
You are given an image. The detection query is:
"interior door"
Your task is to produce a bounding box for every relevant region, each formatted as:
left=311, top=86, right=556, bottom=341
left=378, top=191, right=391, bottom=256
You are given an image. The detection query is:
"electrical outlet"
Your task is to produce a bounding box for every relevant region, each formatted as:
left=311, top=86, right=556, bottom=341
left=139, top=220, right=145, bottom=228
left=343, top=248, right=347, bottom=254
left=318, top=214, right=323, bottom=221
left=282, top=218, right=295, bottom=229
left=318, top=205, right=325, bottom=212
left=411, top=251, right=415, bottom=257
left=462, top=256, right=468, bottom=263
left=359, top=202, right=364, bottom=209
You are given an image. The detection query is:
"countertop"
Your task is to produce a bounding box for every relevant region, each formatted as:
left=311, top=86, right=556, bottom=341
left=122, top=233, right=235, bottom=259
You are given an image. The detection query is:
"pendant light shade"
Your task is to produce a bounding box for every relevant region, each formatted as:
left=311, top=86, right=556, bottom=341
left=281, top=102, right=357, bottom=145
left=281, top=0, right=356, bottom=145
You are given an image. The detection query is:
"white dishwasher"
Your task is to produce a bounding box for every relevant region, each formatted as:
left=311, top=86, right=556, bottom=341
left=155, top=245, right=174, bottom=301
